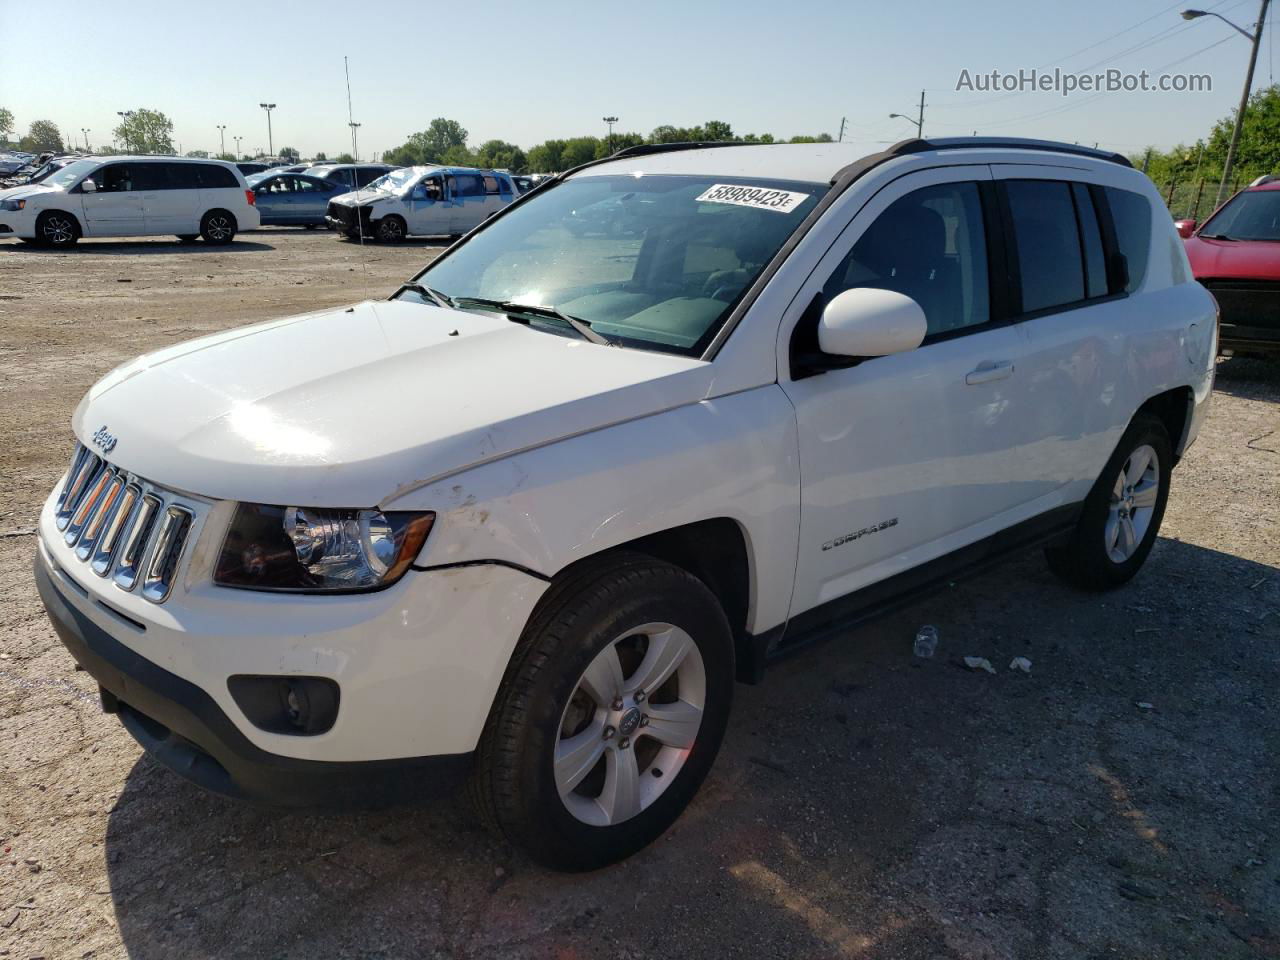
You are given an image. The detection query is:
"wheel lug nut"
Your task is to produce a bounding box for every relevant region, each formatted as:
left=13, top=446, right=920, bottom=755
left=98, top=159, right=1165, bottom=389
left=619, top=737, right=630, bottom=749
left=611, top=698, right=623, bottom=711
left=634, top=690, right=646, bottom=703
left=639, top=716, right=649, bottom=727
left=603, top=725, right=616, bottom=740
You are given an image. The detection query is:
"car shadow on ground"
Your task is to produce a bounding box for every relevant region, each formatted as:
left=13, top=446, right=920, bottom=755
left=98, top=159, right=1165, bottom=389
left=1, top=239, right=275, bottom=255
left=1215, top=355, right=1279, bottom=402
left=96, top=536, right=1279, bottom=959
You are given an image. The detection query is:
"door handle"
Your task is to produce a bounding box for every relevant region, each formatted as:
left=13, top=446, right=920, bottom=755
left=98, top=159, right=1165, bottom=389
left=965, top=360, right=1014, bottom=385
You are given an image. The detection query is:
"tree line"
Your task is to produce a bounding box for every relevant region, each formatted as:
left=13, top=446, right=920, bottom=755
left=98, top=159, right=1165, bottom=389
left=380, top=118, right=835, bottom=173
left=1131, top=84, right=1280, bottom=187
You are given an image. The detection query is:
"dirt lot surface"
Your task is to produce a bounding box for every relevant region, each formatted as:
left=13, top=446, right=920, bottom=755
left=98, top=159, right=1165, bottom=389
left=1, top=231, right=1277, bottom=960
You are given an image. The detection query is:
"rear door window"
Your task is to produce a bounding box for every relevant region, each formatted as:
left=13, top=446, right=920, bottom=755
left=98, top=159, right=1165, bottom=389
left=1071, top=183, right=1109, bottom=299
left=1005, top=180, right=1085, bottom=313
left=197, top=164, right=238, bottom=188
left=1103, top=187, right=1152, bottom=293
left=453, top=174, right=485, bottom=197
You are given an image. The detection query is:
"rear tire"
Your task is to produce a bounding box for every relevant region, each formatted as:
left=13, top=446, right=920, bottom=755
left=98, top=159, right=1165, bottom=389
left=375, top=216, right=406, bottom=242
left=1045, top=412, right=1172, bottom=590
left=469, top=553, right=734, bottom=871
left=200, top=210, right=236, bottom=244
left=35, top=211, right=80, bottom=248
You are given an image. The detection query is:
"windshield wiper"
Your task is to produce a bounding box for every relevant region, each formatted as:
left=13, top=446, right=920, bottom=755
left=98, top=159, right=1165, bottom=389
left=454, top=297, right=614, bottom=346
left=1198, top=233, right=1237, bottom=241
left=397, top=282, right=455, bottom=309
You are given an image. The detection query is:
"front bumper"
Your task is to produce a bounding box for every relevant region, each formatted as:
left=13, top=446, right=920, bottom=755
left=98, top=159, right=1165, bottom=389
left=36, top=556, right=473, bottom=807
left=325, top=202, right=373, bottom=235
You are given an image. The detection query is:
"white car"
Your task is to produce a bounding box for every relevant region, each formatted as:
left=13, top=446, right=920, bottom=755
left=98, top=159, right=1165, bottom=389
left=325, top=165, right=517, bottom=241
left=35, top=138, right=1216, bottom=869
left=0, top=156, right=259, bottom=246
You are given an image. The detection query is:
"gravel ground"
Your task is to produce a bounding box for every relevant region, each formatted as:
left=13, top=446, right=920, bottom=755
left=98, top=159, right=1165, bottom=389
left=0, top=231, right=1277, bottom=960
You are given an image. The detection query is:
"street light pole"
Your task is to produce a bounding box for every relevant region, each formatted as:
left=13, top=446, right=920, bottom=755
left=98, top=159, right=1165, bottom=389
left=81, top=128, right=91, bottom=153
left=217, top=125, right=226, bottom=157
left=349, top=122, right=361, bottom=161
left=602, top=115, right=619, bottom=154
left=1183, top=2, right=1271, bottom=206
left=233, top=135, right=242, bottom=159
left=259, top=103, right=276, bottom=158
left=889, top=91, right=926, bottom=139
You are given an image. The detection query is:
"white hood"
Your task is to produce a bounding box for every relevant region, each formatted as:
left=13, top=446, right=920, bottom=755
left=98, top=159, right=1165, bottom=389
left=74, top=300, right=711, bottom=507
left=0, top=182, right=60, bottom=201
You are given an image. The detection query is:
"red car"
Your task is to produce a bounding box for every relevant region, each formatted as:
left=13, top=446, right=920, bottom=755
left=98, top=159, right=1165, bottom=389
left=1178, top=176, right=1280, bottom=357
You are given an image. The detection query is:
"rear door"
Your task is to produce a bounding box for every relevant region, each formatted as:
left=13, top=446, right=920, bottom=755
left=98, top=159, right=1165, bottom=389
left=989, top=168, right=1144, bottom=504
left=79, top=163, right=146, bottom=236
left=447, top=173, right=487, bottom=233
left=142, top=162, right=201, bottom=234
left=291, top=176, right=333, bottom=224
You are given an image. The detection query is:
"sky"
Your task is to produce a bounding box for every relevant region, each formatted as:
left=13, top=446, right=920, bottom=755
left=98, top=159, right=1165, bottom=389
left=1, top=0, right=1275, bottom=162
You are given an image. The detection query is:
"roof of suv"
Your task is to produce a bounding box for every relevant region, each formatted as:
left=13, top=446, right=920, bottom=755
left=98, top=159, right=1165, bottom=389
left=573, top=137, right=1131, bottom=185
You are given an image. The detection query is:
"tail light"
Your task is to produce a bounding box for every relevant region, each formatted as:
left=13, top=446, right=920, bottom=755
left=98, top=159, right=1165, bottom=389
left=245, top=189, right=256, bottom=206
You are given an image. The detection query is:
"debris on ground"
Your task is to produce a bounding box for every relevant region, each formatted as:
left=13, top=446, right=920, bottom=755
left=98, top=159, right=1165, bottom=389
left=1009, top=657, right=1032, bottom=673
left=963, top=656, right=997, bottom=674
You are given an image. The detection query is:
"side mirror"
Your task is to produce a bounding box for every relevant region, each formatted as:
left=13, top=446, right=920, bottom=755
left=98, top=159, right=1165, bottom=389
left=1174, top=218, right=1197, bottom=239
left=80, top=178, right=97, bottom=193
left=818, top=287, right=927, bottom=358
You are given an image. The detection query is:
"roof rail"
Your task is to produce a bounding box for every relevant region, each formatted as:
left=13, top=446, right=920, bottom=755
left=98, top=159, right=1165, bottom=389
left=1249, top=174, right=1279, bottom=187
left=896, top=136, right=1132, bottom=168
left=607, top=140, right=757, bottom=160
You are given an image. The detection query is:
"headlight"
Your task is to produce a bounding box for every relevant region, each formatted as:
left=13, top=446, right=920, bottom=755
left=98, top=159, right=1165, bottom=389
left=0, top=199, right=26, bottom=211
left=214, top=503, right=434, bottom=593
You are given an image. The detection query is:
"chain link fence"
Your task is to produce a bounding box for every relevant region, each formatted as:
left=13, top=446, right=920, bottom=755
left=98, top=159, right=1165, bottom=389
left=1154, top=179, right=1243, bottom=221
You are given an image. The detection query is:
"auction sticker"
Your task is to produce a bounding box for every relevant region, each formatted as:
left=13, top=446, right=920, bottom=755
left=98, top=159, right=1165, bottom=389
left=695, top=183, right=809, bottom=213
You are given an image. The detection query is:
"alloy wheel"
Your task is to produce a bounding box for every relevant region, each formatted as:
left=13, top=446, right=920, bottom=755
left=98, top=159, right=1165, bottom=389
left=554, top=622, right=706, bottom=827
left=43, top=215, right=74, bottom=244
left=1106, top=444, right=1160, bottom=562
left=206, top=216, right=232, bottom=241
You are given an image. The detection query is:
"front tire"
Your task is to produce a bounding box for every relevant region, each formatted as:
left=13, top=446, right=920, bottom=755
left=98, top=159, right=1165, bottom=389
left=1046, top=412, right=1172, bottom=590
left=200, top=210, right=236, bottom=244
left=35, top=211, right=80, bottom=248
left=470, top=553, right=734, bottom=871
left=375, top=215, right=406, bottom=243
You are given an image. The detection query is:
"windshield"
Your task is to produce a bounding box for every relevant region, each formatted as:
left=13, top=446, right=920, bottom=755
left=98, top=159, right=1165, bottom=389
left=416, top=174, right=824, bottom=355
left=366, top=167, right=421, bottom=192
left=1201, top=189, right=1280, bottom=241
left=44, top=159, right=100, bottom=189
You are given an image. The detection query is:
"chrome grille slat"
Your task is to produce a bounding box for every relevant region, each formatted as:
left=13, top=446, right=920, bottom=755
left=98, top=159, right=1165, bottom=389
left=54, top=443, right=197, bottom=604
left=142, top=507, right=194, bottom=603
left=91, top=482, right=140, bottom=577
left=75, top=473, right=124, bottom=561
left=113, top=493, right=161, bottom=593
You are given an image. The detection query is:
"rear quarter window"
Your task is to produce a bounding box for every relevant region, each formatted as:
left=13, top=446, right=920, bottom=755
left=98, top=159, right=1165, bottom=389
left=197, top=164, right=239, bottom=188
left=1104, top=187, right=1152, bottom=293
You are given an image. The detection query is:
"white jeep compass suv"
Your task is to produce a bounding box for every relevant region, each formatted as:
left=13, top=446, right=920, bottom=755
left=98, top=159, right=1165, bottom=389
left=35, top=138, right=1217, bottom=870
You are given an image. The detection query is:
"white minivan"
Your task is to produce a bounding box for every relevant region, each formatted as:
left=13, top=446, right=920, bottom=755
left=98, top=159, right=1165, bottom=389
left=0, top=156, right=259, bottom=247
left=35, top=138, right=1216, bottom=870
left=325, top=165, right=517, bottom=241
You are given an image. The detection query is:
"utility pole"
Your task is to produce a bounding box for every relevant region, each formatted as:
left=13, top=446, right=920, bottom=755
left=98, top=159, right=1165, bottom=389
left=837, top=117, right=846, bottom=142
left=603, top=115, right=619, bottom=154
left=259, top=103, right=276, bottom=158
left=217, top=125, right=226, bottom=157
left=1182, top=1, right=1271, bottom=206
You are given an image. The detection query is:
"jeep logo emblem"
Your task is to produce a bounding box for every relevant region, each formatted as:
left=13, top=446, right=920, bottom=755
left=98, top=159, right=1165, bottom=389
left=91, top=425, right=118, bottom=454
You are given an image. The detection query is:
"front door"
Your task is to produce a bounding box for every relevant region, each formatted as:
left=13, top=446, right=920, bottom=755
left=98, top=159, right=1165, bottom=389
left=781, top=166, right=1036, bottom=616
left=79, top=163, right=146, bottom=236
left=404, top=175, right=445, bottom=235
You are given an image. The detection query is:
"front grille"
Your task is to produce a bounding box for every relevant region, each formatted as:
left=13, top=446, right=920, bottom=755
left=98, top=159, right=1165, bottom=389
left=1200, top=278, right=1280, bottom=331
left=54, top=444, right=196, bottom=604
